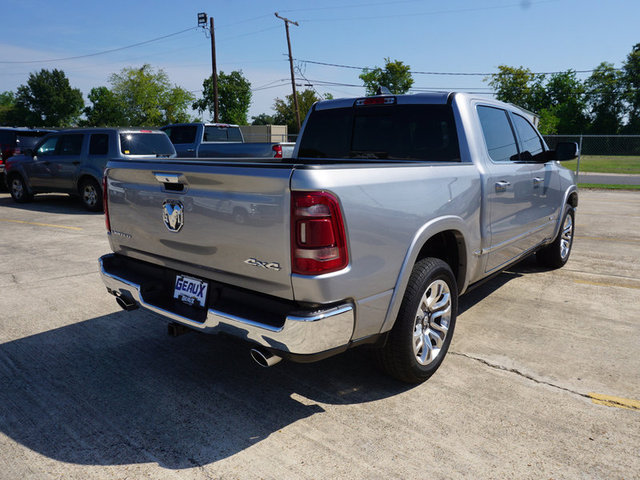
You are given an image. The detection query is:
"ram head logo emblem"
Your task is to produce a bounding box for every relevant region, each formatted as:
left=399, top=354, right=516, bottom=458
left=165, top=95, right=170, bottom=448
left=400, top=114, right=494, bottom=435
left=162, top=200, right=184, bottom=232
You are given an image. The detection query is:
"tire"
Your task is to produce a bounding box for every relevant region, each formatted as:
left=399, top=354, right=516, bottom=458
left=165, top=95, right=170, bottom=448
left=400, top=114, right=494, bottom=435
left=9, top=174, right=33, bottom=203
left=376, top=257, right=458, bottom=383
left=79, top=178, right=103, bottom=212
left=537, top=205, right=574, bottom=269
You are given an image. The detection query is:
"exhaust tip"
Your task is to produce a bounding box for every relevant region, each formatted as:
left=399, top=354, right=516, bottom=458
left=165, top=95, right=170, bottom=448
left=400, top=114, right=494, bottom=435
left=116, top=295, right=137, bottom=311
left=250, top=348, right=282, bottom=368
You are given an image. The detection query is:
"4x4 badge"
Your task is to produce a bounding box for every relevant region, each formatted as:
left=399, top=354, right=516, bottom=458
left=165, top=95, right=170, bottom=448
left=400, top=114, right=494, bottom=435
left=244, top=258, right=282, bottom=271
left=163, top=200, right=184, bottom=232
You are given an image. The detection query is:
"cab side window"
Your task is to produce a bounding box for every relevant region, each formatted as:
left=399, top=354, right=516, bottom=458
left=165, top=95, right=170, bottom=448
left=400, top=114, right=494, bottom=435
left=165, top=126, right=197, bottom=144
left=477, top=106, right=519, bottom=163
left=89, top=134, right=109, bottom=155
left=37, top=136, right=60, bottom=156
left=59, top=134, right=83, bottom=155
left=512, top=114, right=544, bottom=159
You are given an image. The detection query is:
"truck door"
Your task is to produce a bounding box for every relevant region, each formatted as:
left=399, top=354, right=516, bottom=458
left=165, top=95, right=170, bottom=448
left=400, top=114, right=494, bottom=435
left=477, top=105, right=540, bottom=272
left=509, top=112, right=562, bottom=245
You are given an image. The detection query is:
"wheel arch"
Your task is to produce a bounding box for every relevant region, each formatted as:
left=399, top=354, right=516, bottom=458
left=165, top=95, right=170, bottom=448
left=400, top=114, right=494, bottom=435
left=76, top=173, right=101, bottom=194
left=379, top=216, right=471, bottom=334
left=549, top=186, right=578, bottom=240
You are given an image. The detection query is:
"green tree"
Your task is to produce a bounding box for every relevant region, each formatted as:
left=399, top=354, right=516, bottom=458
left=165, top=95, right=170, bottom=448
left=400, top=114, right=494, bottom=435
left=109, top=64, right=194, bottom=126
left=623, top=43, right=640, bottom=133
left=13, top=69, right=83, bottom=127
left=193, top=70, right=252, bottom=125
left=585, top=62, right=625, bottom=134
left=0, top=91, right=18, bottom=125
left=540, top=71, right=588, bottom=134
left=251, top=113, right=276, bottom=125
left=359, top=58, right=414, bottom=96
left=273, top=89, right=321, bottom=133
left=83, top=86, right=127, bottom=126
left=486, top=65, right=539, bottom=110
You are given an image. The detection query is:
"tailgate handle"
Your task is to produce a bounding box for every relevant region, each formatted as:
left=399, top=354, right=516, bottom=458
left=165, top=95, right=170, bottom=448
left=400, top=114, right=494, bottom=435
left=154, top=172, right=186, bottom=192
left=154, top=172, right=183, bottom=184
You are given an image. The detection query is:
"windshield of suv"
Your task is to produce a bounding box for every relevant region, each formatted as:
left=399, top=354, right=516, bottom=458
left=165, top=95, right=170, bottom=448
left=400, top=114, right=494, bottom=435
left=120, top=133, right=175, bottom=156
left=298, top=104, right=461, bottom=162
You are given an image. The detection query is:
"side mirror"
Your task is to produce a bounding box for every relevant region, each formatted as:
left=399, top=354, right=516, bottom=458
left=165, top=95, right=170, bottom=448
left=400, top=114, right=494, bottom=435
left=553, top=142, right=579, bottom=161
left=24, top=148, right=35, bottom=157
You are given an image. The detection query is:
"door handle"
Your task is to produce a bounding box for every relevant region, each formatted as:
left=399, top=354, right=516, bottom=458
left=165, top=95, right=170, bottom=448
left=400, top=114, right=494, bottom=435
left=495, top=181, right=511, bottom=193
left=533, top=177, right=543, bottom=188
left=186, top=148, right=195, bottom=152
left=72, top=161, right=81, bottom=165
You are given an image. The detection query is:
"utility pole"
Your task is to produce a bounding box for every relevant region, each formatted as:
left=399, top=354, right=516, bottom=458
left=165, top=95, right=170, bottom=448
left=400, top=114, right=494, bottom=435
left=198, top=12, right=219, bottom=122
left=209, top=17, right=219, bottom=123
left=275, top=12, right=300, bottom=131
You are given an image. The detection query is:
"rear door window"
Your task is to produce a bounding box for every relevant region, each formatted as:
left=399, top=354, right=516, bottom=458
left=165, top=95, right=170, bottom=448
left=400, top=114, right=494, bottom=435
left=120, top=133, right=175, bottom=156
left=58, top=134, right=84, bottom=155
left=477, top=106, right=519, bottom=162
left=89, top=134, right=109, bottom=155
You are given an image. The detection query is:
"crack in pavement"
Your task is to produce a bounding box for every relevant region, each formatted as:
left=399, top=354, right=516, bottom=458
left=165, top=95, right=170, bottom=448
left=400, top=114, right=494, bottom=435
left=450, top=351, right=640, bottom=411
left=450, top=351, right=591, bottom=398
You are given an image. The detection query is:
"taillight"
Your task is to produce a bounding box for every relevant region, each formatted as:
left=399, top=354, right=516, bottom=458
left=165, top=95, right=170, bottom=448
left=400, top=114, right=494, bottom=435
left=272, top=144, right=283, bottom=158
left=291, top=191, right=348, bottom=275
left=103, top=170, right=111, bottom=232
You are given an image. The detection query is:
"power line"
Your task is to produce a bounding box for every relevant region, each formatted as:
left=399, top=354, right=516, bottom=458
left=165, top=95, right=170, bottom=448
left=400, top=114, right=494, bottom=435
left=295, top=58, right=624, bottom=76
left=278, top=0, right=427, bottom=13
left=0, top=27, right=199, bottom=64
left=296, top=0, right=558, bottom=23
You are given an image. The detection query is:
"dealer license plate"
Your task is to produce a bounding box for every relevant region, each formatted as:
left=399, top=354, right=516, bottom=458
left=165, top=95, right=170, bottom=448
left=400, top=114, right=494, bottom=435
left=173, top=274, right=209, bottom=308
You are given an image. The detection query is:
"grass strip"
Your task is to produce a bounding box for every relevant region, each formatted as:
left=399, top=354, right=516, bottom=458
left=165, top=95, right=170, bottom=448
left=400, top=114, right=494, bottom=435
left=578, top=183, right=640, bottom=190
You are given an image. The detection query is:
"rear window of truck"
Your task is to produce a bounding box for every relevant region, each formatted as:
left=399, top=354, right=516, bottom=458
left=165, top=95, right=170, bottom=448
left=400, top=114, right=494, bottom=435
left=298, top=104, right=461, bottom=162
left=204, top=126, right=243, bottom=142
left=120, top=133, right=175, bottom=156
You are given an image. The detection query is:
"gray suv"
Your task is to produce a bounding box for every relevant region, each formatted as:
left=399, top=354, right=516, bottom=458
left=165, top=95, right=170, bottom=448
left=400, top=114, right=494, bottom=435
left=5, top=128, right=175, bottom=211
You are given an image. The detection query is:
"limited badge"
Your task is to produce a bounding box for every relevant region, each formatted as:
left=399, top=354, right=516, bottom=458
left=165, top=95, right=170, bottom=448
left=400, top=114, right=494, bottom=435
left=162, top=200, right=184, bottom=232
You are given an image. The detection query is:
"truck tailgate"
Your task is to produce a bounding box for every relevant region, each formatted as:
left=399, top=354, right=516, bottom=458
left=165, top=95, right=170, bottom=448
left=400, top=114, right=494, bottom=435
left=105, top=159, right=294, bottom=300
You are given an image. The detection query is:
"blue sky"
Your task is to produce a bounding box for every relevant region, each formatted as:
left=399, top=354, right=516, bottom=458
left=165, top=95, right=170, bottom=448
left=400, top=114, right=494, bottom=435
left=1, top=0, right=638, bottom=120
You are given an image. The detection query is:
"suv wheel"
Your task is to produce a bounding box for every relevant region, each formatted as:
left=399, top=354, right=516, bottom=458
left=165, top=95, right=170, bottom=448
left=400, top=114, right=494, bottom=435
left=9, top=175, right=33, bottom=203
left=79, top=178, right=103, bottom=212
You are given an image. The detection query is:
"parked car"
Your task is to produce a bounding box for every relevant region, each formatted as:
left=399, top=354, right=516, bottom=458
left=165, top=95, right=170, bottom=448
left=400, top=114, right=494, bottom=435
left=0, top=127, right=55, bottom=187
left=4, top=128, right=176, bottom=211
left=99, top=92, right=578, bottom=383
left=161, top=122, right=295, bottom=159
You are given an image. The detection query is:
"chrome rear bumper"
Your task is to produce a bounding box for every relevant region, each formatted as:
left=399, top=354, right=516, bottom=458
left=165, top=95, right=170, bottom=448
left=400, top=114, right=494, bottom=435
left=99, top=254, right=355, bottom=356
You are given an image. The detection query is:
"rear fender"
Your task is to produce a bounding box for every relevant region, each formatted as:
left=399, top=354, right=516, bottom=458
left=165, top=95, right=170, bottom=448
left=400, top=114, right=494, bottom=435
left=379, top=216, right=471, bottom=334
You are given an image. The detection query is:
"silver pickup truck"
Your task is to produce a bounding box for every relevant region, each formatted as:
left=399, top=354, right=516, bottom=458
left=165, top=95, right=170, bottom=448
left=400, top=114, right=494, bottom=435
left=161, top=122, right=294, bottom=159
left=99, top=92, right=578, bottom=383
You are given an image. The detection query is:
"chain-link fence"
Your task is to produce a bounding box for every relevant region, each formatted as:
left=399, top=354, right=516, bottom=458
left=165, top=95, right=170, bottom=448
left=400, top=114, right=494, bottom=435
left=543, top=135, right=640, bottom=175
